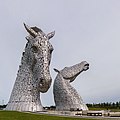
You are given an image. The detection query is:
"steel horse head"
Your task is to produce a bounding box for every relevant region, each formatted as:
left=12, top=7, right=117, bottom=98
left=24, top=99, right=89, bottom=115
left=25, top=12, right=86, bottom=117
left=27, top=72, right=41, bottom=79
left=24, top=23, right=55, bottom=93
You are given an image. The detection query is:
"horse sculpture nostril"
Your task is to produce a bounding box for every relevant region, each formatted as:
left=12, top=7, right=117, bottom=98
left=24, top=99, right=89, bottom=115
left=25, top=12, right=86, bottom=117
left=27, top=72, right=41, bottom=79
left=40, top=78, right=43, bottom=83
left=85, top=63, right=89, bottom=66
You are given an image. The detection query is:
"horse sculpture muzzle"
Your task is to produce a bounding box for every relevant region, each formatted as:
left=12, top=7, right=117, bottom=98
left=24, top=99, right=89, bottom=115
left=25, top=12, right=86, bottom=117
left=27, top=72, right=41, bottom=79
left=39, top=78, right=52, bottom=93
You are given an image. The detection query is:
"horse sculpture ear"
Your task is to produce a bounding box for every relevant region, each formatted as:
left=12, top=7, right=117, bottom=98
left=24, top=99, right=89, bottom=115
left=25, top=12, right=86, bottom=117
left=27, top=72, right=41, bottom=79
left=47, top=31, right=55, bottom=39
left=23, top=23, right=38, bottom=38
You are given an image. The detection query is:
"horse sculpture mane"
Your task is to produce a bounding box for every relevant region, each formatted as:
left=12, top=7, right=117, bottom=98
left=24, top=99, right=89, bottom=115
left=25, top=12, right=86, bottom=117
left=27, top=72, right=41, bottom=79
left=6, top=23, right=55, bottom=111
left=53, top=61, right=89, bottom=111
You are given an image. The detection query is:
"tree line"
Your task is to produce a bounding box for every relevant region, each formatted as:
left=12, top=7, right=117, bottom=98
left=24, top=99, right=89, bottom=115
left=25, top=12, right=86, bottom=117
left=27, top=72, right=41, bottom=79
left=87, top=101, right=120, bottom=109
left=1, top=101, right=120, bottom=110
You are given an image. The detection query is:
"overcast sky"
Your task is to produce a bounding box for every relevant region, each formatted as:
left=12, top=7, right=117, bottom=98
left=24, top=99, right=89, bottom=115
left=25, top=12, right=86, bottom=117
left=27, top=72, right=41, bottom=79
left=0, top=0, right=120, bottom=106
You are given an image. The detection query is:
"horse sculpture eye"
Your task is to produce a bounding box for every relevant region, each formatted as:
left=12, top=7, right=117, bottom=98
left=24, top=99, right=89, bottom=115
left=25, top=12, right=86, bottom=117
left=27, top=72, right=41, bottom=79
left=32, top=46, right=38, bottom=53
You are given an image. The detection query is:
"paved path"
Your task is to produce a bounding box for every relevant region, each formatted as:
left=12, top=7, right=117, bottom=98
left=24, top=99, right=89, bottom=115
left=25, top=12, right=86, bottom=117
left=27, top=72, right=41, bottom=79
left=26, top=111, right=120, bottom=119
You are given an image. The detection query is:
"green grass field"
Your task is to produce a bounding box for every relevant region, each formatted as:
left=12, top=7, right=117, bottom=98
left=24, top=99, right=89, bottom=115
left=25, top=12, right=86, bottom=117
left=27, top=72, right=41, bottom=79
left=0, top=111, right=99, bottom=120
left=1, top=110, right=120, bottom=120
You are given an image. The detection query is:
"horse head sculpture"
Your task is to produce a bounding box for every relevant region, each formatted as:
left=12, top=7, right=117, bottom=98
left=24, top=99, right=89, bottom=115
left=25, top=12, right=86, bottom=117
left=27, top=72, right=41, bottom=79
left=5, top=23, right=55, bottom=111
left=53, top=61, right=89, bottom=111
left=24, top=23, right=55, bottom=93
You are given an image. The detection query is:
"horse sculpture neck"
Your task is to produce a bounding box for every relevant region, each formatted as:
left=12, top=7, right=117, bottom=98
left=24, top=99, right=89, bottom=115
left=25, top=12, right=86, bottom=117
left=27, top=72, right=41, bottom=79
left=6, top=23, right=55, bottom=111
left=53, top=61, right=89, bottom=111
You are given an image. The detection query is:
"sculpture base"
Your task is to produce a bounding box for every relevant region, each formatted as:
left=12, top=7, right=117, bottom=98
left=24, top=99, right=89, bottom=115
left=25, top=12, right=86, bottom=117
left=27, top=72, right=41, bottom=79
left=5, top=102, right=43, bottom=111
left=56, top=103, right=88, bottom=111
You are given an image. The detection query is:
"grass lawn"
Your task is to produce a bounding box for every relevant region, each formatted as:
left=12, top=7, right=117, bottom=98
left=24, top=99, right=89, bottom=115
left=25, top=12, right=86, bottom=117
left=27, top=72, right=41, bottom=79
left=0, top=111, right=100, bottom=120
